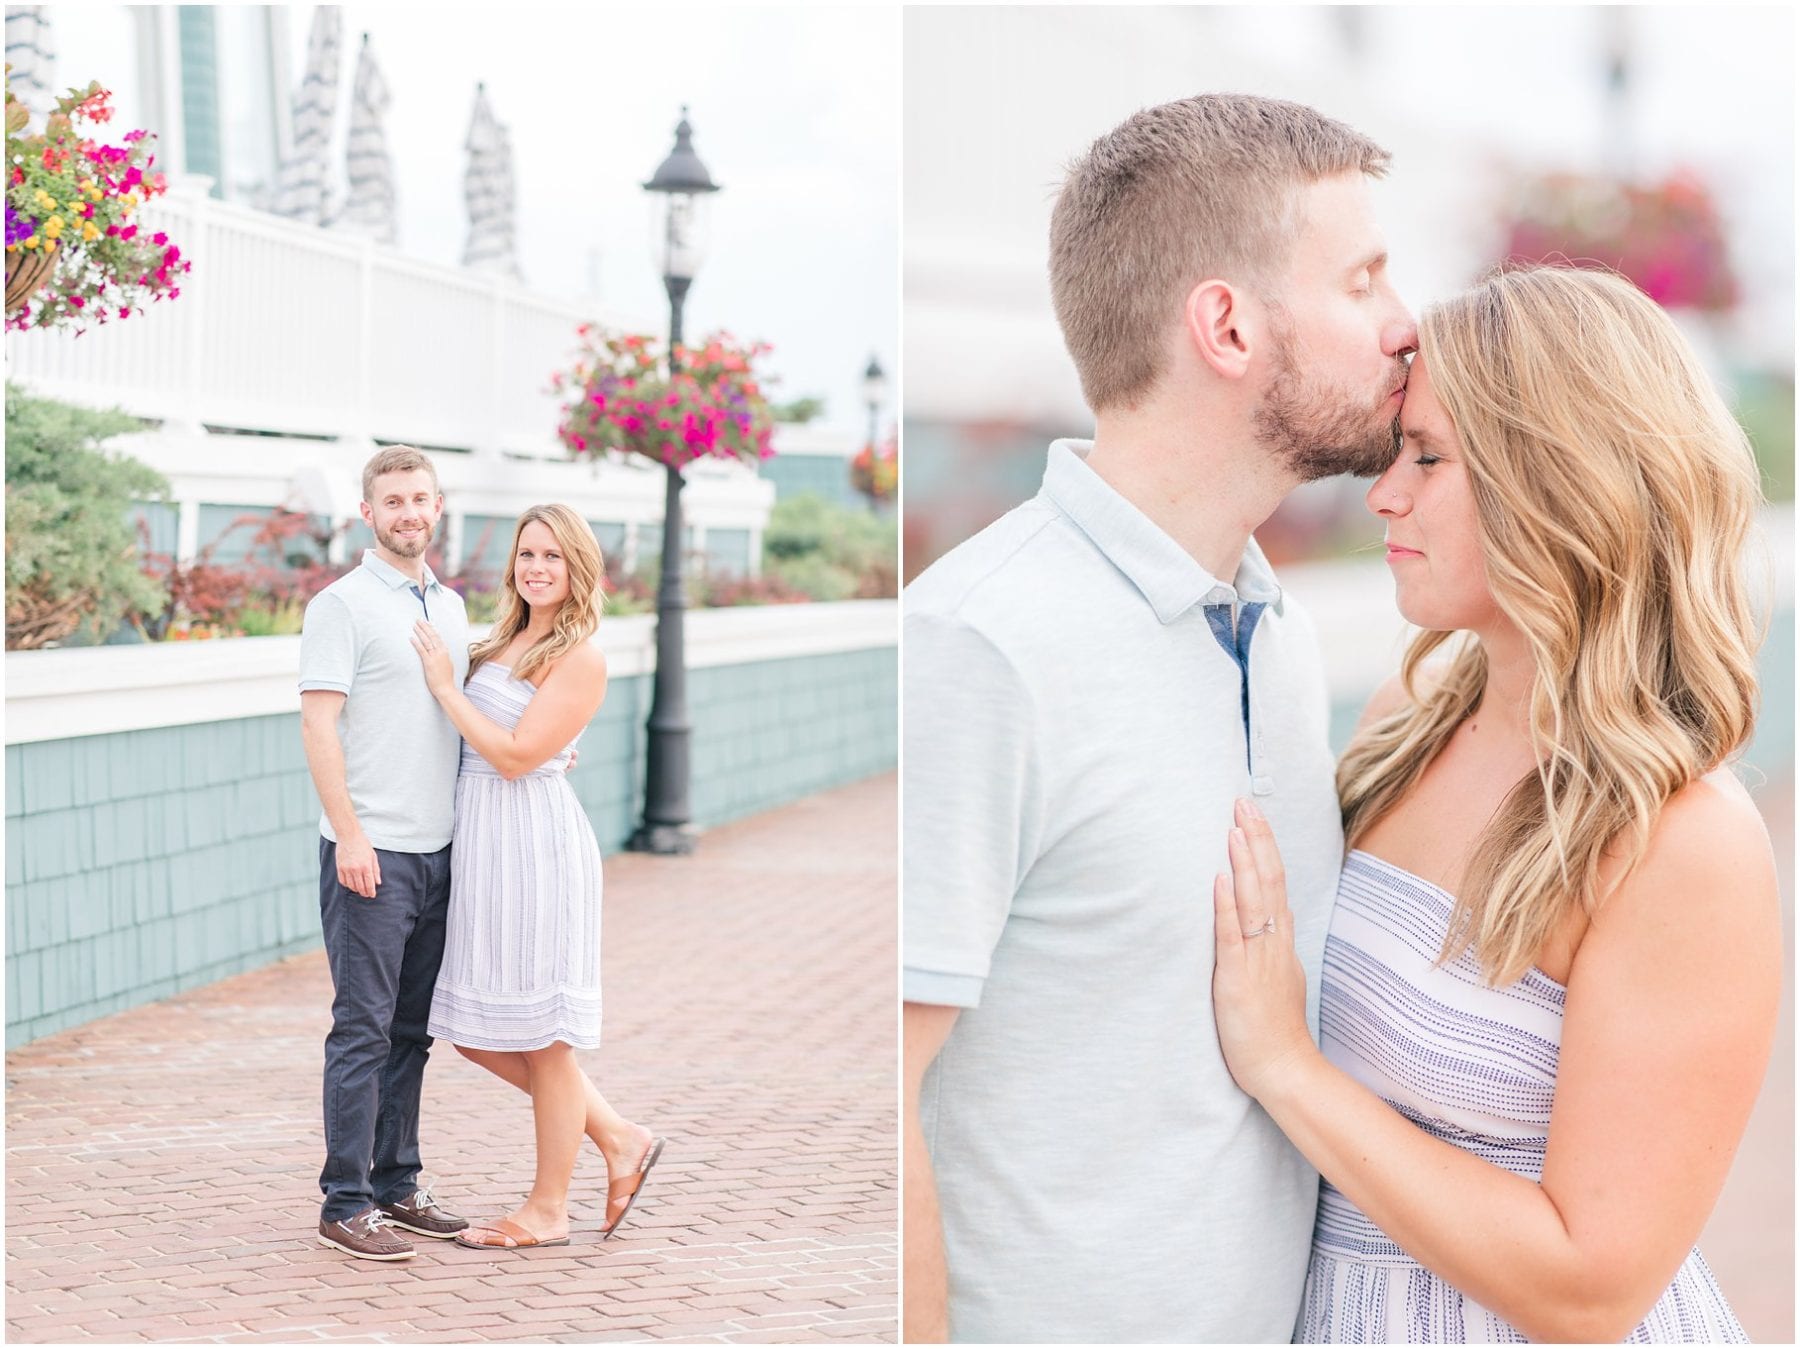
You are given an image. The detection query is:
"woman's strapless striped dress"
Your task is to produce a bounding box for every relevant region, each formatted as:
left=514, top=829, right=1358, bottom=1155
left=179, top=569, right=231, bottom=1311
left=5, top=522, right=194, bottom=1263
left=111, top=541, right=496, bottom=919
left=1296, top=850, right=1746, bottom=1344
left=426, top=661, right=603, bottom=1052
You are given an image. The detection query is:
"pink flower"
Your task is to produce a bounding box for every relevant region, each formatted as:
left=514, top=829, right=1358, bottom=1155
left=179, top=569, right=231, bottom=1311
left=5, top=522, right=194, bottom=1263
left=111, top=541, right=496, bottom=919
left=152, top=231, right=168, bottom=246
left=123, top=129, right=147, bottom=143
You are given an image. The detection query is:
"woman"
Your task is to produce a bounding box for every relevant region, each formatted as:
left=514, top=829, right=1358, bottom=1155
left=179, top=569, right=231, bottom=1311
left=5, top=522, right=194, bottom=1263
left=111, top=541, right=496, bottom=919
left=1212, top=266, right=1778, bottom=1342
left=411, top=502, right=664, bottom=1250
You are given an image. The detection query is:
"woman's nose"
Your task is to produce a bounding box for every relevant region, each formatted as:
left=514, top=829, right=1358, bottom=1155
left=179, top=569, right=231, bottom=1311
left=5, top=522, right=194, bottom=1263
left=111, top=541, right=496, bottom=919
left=1365, top=468, right=1409, bottom=518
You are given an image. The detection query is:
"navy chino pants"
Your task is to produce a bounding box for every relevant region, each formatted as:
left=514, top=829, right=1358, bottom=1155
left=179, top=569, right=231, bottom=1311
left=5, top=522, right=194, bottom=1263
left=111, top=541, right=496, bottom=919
left=317, top=837, right=451, bottom=1224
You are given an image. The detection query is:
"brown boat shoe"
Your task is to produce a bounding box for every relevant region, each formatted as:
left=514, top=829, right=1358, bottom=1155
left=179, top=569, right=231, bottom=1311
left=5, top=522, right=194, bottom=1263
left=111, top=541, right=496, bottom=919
left=318, top=1206, right=415, bottom=1261
left=377, top=1178, right=469, bottom=1239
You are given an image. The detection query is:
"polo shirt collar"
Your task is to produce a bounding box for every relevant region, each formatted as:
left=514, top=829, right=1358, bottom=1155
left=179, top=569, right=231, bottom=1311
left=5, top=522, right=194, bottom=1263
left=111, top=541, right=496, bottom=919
left=1042, top=439, right=1284, bottom=624
left=360, top=548, right=443, bottom=593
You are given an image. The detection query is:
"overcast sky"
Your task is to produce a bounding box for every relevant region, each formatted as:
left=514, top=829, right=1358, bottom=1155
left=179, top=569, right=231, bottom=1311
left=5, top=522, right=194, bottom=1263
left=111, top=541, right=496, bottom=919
left=297, top=5, right=899, bottom=439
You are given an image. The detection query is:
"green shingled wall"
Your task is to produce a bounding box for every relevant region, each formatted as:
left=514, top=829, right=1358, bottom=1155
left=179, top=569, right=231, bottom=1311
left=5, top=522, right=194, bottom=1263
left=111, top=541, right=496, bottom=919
left=5, top=647, right=897, bottom=1047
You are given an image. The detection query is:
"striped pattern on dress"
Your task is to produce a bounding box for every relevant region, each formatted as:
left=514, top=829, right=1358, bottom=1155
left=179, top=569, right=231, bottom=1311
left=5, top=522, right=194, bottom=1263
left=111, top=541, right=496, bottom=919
left=426, top=662, right=604, bottom=1052
left=1296, top=850, right=1747, bottom=1344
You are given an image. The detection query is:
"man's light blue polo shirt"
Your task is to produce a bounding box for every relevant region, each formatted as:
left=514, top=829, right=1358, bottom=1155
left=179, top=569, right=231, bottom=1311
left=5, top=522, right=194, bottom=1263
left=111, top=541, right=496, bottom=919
left=904, top=440, right=1344, bottom=1343
left=298, top=550, right=470, bottom=853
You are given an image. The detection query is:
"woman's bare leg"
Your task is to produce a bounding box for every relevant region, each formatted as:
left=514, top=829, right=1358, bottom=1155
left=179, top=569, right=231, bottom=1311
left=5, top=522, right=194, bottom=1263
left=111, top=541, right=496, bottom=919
left=498, top=1042, right=585, bottom=1237
left=455, top=1043, right=651, bottom=1171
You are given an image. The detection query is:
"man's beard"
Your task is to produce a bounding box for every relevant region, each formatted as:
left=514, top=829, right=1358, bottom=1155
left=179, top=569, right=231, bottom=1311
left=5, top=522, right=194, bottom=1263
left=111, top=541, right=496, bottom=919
left=1252, top=324, right=1405, bottom=482
left=376, top=517, right=434, bottom=559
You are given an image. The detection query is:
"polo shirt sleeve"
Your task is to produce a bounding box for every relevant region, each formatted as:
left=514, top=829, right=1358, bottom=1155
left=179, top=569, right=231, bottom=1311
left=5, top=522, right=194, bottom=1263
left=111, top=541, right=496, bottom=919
left=298, top=591, right=356, bottom=694
left=903, top=610, right=1043, bottom=1009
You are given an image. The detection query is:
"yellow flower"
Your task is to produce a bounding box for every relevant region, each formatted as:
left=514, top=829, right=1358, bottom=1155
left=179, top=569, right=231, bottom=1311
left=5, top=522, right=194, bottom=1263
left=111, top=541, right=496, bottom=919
left=82, top=222, right=99, bottom=242
left=23, top=235, right=38, bottom=249
left=122, top=192, right=139, bottom=209
left=47, top=215, right=63, bottom=229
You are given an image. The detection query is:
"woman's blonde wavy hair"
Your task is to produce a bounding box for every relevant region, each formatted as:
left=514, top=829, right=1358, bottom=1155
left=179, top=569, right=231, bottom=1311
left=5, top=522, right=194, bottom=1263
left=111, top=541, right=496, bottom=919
left=1336, top=265, right=1763, bottom=985
left=467, top=503, right=606, bottom=685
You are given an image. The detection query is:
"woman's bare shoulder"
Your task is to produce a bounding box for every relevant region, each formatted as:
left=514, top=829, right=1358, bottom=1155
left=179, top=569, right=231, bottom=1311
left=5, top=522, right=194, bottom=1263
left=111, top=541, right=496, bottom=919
left=549, top=638, right=607, bottom=682
left=1604, top=768, right=1777, bottom=938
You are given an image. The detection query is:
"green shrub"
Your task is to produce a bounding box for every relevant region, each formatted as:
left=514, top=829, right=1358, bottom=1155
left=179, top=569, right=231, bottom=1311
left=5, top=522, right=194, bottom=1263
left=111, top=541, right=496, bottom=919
left=762, top=493, right=897, bottom=599
left=5, top=383, right=168, bottom=648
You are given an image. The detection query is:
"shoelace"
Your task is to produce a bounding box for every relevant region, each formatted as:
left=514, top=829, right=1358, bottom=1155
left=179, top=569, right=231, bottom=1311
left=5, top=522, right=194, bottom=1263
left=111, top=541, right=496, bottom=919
left=411, top=1179, right=437, bottom=1213
left=349, top=1208, right=393, bottom=1236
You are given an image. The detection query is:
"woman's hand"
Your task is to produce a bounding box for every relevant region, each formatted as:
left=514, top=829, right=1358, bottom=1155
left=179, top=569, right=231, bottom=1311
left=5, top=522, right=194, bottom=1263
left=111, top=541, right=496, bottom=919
left=1212, top=797, right=1319, bottom=1101
left=409, top=620, right=456, bottom=700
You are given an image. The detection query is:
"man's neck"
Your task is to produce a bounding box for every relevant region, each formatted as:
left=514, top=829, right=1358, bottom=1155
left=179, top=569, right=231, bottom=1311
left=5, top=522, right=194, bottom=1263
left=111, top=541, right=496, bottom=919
left=1085, top=399, right=1295, bottom=585
left=373, top=544, right=427, bottom=587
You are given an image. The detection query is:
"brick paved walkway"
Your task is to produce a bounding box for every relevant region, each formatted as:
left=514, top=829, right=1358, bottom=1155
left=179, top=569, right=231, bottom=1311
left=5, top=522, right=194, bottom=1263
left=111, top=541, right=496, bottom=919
left=6, top=774, right=897, bottom=1344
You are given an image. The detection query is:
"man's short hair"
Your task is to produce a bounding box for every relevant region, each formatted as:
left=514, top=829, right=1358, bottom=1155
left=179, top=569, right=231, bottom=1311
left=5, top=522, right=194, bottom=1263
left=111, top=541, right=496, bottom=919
left=361, top=446, right=440, bottom=503
left=1049, top=94, right=1390, bottom=413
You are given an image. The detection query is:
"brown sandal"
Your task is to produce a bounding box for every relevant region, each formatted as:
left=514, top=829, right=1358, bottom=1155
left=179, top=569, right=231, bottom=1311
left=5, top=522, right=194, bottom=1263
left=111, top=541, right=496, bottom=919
left=603, top=1137, right=666, bottom=1240
left=453, top=1217, right=570, bottom=1250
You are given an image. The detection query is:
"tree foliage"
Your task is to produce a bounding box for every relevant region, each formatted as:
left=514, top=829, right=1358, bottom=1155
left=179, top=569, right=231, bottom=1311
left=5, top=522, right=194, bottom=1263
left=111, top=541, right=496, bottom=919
left=5, top=382, right=166, bottom=647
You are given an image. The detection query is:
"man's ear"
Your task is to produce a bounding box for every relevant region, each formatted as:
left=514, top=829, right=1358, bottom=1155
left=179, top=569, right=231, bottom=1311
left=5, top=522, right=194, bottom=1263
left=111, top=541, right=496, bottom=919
left=1183, top=278, right=1254, bottom=381
left=359, top=500, right=375, bottom=527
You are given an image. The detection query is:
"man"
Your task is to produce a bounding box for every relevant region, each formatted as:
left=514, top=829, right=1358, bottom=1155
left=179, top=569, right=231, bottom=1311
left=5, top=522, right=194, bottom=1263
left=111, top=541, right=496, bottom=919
left=903, top=95, right=1417, bottom=1342
left=300, top=447, right=473, bottom=1260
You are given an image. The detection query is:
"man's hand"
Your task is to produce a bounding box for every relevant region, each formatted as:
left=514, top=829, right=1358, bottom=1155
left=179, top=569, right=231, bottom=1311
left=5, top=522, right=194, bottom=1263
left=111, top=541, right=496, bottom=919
left=905, top=1002, right=962, bottom=1344
left=335, top=832, right=382, bottom=899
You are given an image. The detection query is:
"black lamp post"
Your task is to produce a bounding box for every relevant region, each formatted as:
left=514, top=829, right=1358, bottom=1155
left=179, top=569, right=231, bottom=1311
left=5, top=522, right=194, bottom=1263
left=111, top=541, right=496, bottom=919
left=860, top=353, right=888, bottom=513
left=627, top=106, right=720, bottom=856
left=861, top=350, right=887, bottom=444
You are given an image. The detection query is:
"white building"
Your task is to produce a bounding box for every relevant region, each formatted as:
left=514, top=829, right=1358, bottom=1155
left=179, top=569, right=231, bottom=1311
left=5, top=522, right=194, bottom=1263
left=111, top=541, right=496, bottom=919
left=4, top=4, right=866, bottom=583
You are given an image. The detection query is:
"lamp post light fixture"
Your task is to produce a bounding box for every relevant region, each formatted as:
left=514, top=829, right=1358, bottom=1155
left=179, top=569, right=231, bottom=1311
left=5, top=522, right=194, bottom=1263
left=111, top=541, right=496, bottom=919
left=627, top=106, right=720, bottom=857
left=861, top=353, right=887, bottom=513
left=861, top=352, right=887, bottom=443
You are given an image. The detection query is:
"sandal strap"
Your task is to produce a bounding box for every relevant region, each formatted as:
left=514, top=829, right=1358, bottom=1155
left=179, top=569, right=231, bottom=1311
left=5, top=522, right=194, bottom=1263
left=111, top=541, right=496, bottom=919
left=467, top=1217, right=537, bottom=1246
left=608, top=1171, right=645, bottom=1202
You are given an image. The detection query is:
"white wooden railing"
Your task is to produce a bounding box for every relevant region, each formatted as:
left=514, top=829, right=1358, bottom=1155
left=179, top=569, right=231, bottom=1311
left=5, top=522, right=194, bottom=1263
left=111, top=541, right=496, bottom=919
left=4, top=179, right=632, bottom=456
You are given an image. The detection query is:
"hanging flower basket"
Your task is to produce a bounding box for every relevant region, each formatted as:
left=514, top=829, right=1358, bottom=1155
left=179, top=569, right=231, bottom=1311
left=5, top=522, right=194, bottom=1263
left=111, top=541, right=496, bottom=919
left=5, top=75, right=190, bottom=333
left=551, top=326, right=777, bottom=471
left=4, top=237, right=54, bottom=314
left=851, top=437, right=897, bottom=502
left=1497, top=169, right=1737, bottom=312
